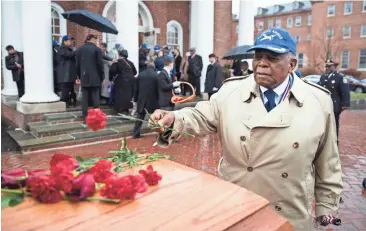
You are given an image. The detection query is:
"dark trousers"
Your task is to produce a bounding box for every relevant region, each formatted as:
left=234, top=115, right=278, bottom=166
left=132, top=111, right=146, bottom=138
left=60, top=82, right=76, bottom=103
left=195, top=78, right=201, bottom=97
left=15, top=79, right=25, bottom=98
left=334, top=110, right=341, bottom=145
left=82, top=87, right=100, bottom=118
left=188, top=77, right=201, bottom=96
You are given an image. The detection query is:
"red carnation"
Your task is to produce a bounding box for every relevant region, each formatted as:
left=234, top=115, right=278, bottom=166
left=50, top=153, right=78, bottom=175
left=1, top=168, right=27, bottom=189
left=139, top=165, right=162, bottom=186
left=101, top=175, right=148, bottom=200
left=69, top=173, right=96, bottom=200
left=89, top=159, right=115, bottom=183
left=28, top=175, right=62, bottom=203
left=53, top=172, right=74, bottom=193
left=85, top=108, right=108, bottom=131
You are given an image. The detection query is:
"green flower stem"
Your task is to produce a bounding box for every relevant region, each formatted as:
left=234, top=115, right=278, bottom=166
left=86, top=197, right=120, bottom=203
left=1, top=188, right=31, bottom=196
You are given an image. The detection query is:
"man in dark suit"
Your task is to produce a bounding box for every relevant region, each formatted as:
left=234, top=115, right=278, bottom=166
left=318, top=59, right=350, bottom=144
left=5, top=45, right=24, bottom=98
left=187, top=47, right=203, bottom=97
left=158, top=56, right=181, bottom=111
left=204, top=53, right=222, bottom=99
left=132, top=61, right=160, bottom=139
left=76, top=34, right=104, bottom=122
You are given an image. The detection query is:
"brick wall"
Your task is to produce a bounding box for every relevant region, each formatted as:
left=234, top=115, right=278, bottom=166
left=167, top=1, right=189, bottom=53
left=214, top=0, right=233, bottom=61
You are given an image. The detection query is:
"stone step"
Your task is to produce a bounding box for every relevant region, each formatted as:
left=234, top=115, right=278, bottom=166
left=44, top=108, right=117, bottom=124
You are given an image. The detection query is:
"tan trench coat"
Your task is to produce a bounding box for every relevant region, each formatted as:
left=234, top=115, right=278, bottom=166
left=158, top=73, right=343, bottom=230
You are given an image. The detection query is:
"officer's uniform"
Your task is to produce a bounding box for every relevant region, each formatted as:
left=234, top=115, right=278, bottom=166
left=318, top=60, right=350, bottom=140
left=156, top=29, right=343, bottom=230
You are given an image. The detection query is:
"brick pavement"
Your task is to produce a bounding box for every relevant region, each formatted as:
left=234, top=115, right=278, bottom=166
left=1, top=110, right=366, bottom=230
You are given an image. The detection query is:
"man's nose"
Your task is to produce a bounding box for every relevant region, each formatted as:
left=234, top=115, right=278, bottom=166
left=257, top=58, right=270, bottom=67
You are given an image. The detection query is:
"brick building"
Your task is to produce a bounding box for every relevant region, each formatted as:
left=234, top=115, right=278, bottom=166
left=248, top=0, right=366, bottom=76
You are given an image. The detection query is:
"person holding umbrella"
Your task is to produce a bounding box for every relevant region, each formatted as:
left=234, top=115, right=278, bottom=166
left=76, top=34, right=105, bottom=123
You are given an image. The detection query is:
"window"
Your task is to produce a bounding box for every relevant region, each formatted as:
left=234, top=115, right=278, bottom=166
left=268, top=20, right=273, bottom=29
left=308, top=15, right=312, bottom=26
left=275, top=19, right=281, bottom=28
left=328, top=4, right=335, bottom=17
left=295, top=16, right=301, bottom=27
left=258, top=21, right=264, bottom=31
left=166, top=20, right=183, bottom=52
left=298, top=53, right=304, bottom=68
left=295, top=36, right=301, bottom=42
left=361, top=24, right=366, bottom=37
left=359, top=49, right=366, bottom=69
left=341, top=51, right=350, bottom=69
left=344, top=2, right=352, bottom=15
left=307, top=34, right=311, bottom=41
left=327, top=28, right=334, bottom=39
left=51, top=3, right=67, bottom=43
left=343, top=25, right=351, bottom=38
left=287, top=17, right=293, bottom=28
left=363, top=0, right=366, bottom=12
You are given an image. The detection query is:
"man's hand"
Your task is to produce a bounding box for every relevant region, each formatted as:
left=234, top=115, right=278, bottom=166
left=15, top=62, right=22, bottom=69
left=213, top=87, right=218, bottom=91
left=172, top=81, right=181, bottom=88
left=112, top=59, right=117, bottom=63
left=150, top=109, right=175, bottom=133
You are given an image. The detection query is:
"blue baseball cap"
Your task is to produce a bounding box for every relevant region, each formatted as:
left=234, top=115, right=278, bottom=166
left=62, top=35, right=73, bottom=41
left=247, top=28, right=296, bottom=55
left=52, top=40, right=60, bottom=46
left=154, top=45, right=161, bottom=51
left=141, top=43, right=148, bottom=49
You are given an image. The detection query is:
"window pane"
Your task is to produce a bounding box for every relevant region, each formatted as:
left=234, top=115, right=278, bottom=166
left=55, top=26, right=60, bottom=34
left=295, top=16, right=301, bottom=26
left=287, top=18, right=292, bottom=27
left=344, top=2, right=352, bottom=14
left=308, top=15, right=312, bottom=25
left=343, top=25, right=351, bottom=37
left=268, top=20, right=273, bottom=28
left=275, top=19, right=281, bottom=28
left=360, top=49, right=366, bottom=68
left=328, top=5, right=335, bottom=16
left=341, top=51, right=349, bottom=68
left=361, top=25, right=366, bottom=37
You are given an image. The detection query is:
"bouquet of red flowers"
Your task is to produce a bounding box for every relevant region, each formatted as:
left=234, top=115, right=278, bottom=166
left=1, top=152, right=162, bottom=208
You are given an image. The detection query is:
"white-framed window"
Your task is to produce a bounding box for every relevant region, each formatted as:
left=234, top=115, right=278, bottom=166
left=363, top=0, right=366, bottom=12
left=308, top=15, right=312, bottom=26
left=307, top=34, right=311, bottom=41
left=358, top=49, right=366, bottom=69
left=287, top=17, right=293, bottom=28
left=295, top=36, right=301, bottom=42
left=344, top=2, right=352, bottom=15
left=327, top=28, right=334, bottom=39
left=298, top=53, right=304, bottom=68
left=51, top=3, right=67, bottom=43
left=295, top=16, right=301, bottom=27
left=275, top=19, right=281, bottom=28
left=268, top=20, right=273, bottom=29
left=166, top=20, right=183, bottom=52
left=258, top=21, right=264, bottom=31
left=341, top=50, right=350, bottom=69
left=343, top=25, right=351, bottom=38
left=361, top=24, right=366, bottom=37
left=328, top=4, right=335, bottom=17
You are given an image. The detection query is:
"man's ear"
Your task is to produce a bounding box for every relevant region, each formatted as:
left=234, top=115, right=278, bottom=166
left=289, top=59, right=298, bottom=73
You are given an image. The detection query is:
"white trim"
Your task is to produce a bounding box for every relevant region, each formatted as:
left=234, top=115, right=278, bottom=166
left=275, top=19, right=281, bottom=28
left=343, top=25, right=351, bottom=39
left=363, top=0, right=366, bottom=12
left=344, top=2, right=352, bottom=15
left=358, top=49, right=366, bottom=69
left=340, top=50, right=350, bottom=69
left=51, top=2, right=67, bottom=42
left=361, top=24, right=366, bottom=37
left=295, top=16, right=301, bottom=27
left=166, top=20, right=184, bottom=53
left=102, top=0, right=155, bottom=44
left=327, top=4, right=335, bottom=17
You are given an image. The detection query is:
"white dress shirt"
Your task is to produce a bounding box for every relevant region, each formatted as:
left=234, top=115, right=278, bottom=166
left=260, top=75, right=290, bottom=105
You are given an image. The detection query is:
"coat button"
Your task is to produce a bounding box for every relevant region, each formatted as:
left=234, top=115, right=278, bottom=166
left=275, top=205, right=282, bottom=211
left=282, top=173, right=288, bottom=178
left=247, top=167, right=253, bottom=172
left=297, top=102, right=303, bottom=107
left=293, top=142, right=299, bottom=149
left=240, top=136, right=246, bottom=141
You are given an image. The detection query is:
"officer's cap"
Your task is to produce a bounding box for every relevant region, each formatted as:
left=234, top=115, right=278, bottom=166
left=325, top=59, right=338, bottom=66
left=247, top=28, right=296, bottom=55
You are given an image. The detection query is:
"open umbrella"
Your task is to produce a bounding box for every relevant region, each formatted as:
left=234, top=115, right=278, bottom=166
left=62, top=10, right=118, bottom=35
left=222, top=45, right=254, bottom=60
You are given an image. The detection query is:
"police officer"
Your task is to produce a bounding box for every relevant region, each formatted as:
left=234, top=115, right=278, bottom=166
left=150, top=28, right=343, bottom=231
left=318, top=59, right=350, bottom=143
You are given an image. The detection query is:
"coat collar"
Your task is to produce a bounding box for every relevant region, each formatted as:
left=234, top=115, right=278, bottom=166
left=241, top=72, right=305, bottom=105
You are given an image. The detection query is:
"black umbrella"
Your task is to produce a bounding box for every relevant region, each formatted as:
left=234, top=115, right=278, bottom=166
left=222, top=45, right=254, bottom=60
left=62, top=10, right=118, bottom=35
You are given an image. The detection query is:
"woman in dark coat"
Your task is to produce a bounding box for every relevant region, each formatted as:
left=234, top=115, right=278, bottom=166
left=109, top=49, right=137, bottom=114
left=174, top=48, right=182, bottom=80
left=56, top=35, right=77, bottom=105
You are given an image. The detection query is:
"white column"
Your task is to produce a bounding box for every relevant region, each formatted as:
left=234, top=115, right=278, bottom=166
left=189, top=1, right=198, bottom=49
left=19, top=0, right=59, bottom=103
left=1, top=1, right=23, bottom=96
left=116, top=0, right=139, bottom=73
left=192, top=0, right=214, bottom=93
left=238, top=0, right=255, bottom=46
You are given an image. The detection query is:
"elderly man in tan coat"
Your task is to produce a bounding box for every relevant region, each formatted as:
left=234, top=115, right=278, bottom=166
left=151, top=28, right=343, bottom=231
